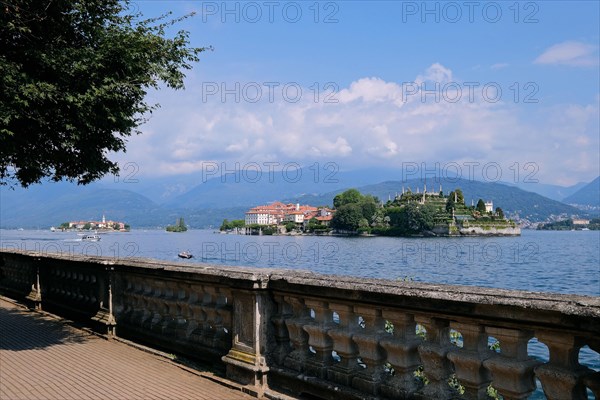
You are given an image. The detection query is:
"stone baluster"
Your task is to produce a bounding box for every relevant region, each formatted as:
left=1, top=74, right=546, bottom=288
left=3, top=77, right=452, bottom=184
left=283, top=296, right=311, bottom=372
left=327, top=303, right=360, bottom=386
left=147, top=280, right=165, bottom=333
left=379, top=310, right=422, bottom=398
left=190, top=287, right=209, bottom=345
left=302, top=299, right=334, bottom=379
left=483, top=327, right=541, bottom=400
left=270, top=294, right=293, bottom=365
left=161, top=283, right=178, bottom=336
left=213, top=288, right=232, bottom=350
left=447, top=322, right=493, bottom=399
left=174, top=282, right=191, bottom=340
left=200, top=286, right=217, bottom=346
left=352, top=306, right=386, bottom=395
left=186, top=288, right=203, bottom=341
left=535, top=332, right=590, bottom=400
left=416, top=316, right=456, bottom=399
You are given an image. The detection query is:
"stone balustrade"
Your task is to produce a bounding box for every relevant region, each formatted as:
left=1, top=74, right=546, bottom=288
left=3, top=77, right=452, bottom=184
left=1, top=249, right=598, bottom=399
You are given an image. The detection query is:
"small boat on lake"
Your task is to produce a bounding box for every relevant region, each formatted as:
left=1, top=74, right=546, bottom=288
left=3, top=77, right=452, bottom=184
left=178, top=251, right=193, bottom=259
left=81, top=234, right=101, bottom=242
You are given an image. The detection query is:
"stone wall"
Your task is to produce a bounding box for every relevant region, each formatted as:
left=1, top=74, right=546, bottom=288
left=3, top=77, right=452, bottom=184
left=0, top=249, right=598, bottom=399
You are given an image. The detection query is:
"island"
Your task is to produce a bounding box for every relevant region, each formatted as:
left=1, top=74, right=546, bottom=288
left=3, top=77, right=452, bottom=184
left=54, top=215, right=130, bottom=232
left=166, top=217, right=188, bottom=232
left=221, top=185, right=520, bottom=237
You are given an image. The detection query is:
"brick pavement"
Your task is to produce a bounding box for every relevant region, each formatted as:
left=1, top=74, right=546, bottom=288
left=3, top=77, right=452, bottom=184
left=0, top=299, right=253, bottom=400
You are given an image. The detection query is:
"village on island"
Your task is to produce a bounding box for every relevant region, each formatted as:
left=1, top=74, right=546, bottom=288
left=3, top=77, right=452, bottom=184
left=221, top=185, right=521, bottom=237
left=52, top=215, right=130, bottom=232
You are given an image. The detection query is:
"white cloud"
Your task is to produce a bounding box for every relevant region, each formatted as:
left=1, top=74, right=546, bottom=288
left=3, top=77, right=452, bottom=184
left=490, top=63, right=509, bottom=70
left=115, top=64, right=599, bottom=185
left=534, top=41, right=599, bottom=67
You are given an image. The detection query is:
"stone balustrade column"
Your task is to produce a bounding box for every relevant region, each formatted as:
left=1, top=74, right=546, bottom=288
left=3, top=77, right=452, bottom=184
left=302, top=299, right=334, bottom=379
left=379, top=310, right=422, bottom=399
left=174, top=282, right=191, bottom=340
left=200, top=286, right=218, bottom=346
left=352, top=306, right=386, bottom=395
left=327, top=303, right=360, bottom=386
left=283, top=296, right=311, bottom=372
left=270, top=294, right=293, bottom=365
left=483, top=327, right=541, bottom=400
left=535, top=331, right=589, bottom=400
left=447, top=322, right=492, bottom=400
left=416, top=316, right=456, bottom=399
left=213, top=288, right=232, bottom=349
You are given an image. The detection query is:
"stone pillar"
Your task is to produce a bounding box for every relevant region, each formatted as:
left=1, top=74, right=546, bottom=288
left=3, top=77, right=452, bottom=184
left=483, top=327, right=541, bottom=400
left=379, top=310, right=422, bottom=399
left=222, top=289, right=272, bottom=397
left=447, top=322, right=492, bottom=400
left=535, top=331, right=589, bottom=400
left=416, top=316, right=456, bottom=399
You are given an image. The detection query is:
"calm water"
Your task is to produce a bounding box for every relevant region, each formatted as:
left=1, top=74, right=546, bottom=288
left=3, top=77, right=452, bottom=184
left=2, top=229, right=597, bottom=296
left=1, top=228, right=599, bottom=389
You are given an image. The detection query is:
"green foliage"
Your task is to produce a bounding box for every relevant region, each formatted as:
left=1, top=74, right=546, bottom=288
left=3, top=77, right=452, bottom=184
left=476, top=199, right=487, bottom=213
left=333, top=189, right=363, bottom=208
left=83, top=222, right=92, bottom=230
left=1, top=1, right=208, bottom=187
left=495, top=207, right=505, bottom=219
left=285, top=221, right=296, bottom=232
left=166, top=217, right=187, bottom=232
left=331, top=203, right=363, bottom=232
left=59, top=222, right=70, bottom=229
left=220, top=219, right=244, bottom=231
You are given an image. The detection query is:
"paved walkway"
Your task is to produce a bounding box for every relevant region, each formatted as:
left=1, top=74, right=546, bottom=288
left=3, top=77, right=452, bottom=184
left=0, top=299, right=253, bottom=400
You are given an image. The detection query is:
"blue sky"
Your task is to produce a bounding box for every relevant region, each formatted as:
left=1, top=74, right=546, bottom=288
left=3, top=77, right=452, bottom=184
left=117, top=1, right=600, bottom=185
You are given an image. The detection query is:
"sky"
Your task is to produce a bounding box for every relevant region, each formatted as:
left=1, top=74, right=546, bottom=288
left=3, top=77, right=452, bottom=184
left=113, top=0, right=600, bottom=186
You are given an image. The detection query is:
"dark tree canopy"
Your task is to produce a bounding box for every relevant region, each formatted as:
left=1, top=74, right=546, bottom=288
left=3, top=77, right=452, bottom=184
left=1, top=0, right=207, bottom=186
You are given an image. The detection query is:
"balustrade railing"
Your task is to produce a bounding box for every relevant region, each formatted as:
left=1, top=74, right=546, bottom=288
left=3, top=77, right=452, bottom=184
left=1, top=249, right=598, bottom=399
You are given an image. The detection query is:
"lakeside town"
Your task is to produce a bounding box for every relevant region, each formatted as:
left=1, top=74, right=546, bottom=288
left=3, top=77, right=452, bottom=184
left=52, top=215, right=130, bottom=232
left=221, top=186, right=521, bottom=237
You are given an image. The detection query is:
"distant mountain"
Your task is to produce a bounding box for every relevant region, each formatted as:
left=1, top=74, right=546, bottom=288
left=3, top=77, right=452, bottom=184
left=286, top=178, right=583, bottom=222
left=0, top=171, right=592, bottom=229
left=562, top=177, right=600, bottom=206
left=502, top=180, right=587, bottom=202
left=0, top=185, right=164, bottom=228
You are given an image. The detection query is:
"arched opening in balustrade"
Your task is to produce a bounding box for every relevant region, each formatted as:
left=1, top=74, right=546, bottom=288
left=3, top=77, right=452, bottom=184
left=488, top=336, right=500, bottom=352
left=309, top=308, right=315, bottom=319
left=415, top=323, right=426, bottom=339
left=332, top=311, right=340, bottom=324
left=449, top=328, right=463, bottom=348
left=579, top=345, right=600, bottom=372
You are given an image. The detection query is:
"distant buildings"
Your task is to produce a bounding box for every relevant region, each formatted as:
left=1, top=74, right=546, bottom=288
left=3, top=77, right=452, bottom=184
left=66, top=215, right=128, bottom=231
left=245, top=202, right=335, bottom=227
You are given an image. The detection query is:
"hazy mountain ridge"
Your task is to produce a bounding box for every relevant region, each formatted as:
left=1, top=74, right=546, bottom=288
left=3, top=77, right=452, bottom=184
left=562, top=177, right=600, bottom=207
left=0, top=171, right=595, bottom=229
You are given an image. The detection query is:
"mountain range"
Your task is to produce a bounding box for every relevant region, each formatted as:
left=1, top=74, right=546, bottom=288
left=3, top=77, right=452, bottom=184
left=0, top=169, right=597, bottom=229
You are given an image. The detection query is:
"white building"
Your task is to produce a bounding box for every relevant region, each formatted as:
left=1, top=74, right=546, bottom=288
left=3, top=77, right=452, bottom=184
left=485, top=201, right=494, bottom=213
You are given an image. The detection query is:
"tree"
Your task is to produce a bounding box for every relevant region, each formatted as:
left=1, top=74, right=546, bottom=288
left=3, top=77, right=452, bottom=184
left=333, top=189, right=363, bottom=209
left=331, top=203, right=363, bottom=232
left=476, top=199, right=486, bottom=213
left=495, top=207, right=504, bottom=219
left=1, top=1, right=207, bottom=187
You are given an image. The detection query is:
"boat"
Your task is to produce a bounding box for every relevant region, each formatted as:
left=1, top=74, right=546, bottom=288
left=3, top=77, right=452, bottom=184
left=178, top=251, right=193, bottom=259
left=81, top=234, right=101, bottom=242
